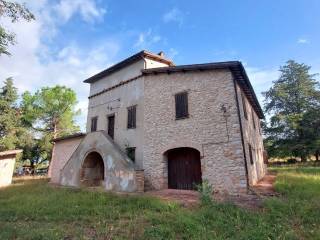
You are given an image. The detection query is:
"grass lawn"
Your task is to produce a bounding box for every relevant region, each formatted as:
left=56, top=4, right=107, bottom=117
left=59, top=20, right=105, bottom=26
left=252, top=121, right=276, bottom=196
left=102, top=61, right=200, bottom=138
left=0, top=166, right=320, bottom=240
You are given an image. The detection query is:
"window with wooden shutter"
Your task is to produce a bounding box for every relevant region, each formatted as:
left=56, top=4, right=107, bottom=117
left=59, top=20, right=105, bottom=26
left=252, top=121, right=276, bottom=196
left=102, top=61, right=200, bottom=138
left=91, top=116, right=98, bottom=132
left=252, top=111, right=256, bottom=129
left=241, top=92, right=248, bottom=120
left=127, top=105, right=136, bottom=129
left=175, top=92, right=189, bottom=119
left=248, top=143, right=254, bottom=165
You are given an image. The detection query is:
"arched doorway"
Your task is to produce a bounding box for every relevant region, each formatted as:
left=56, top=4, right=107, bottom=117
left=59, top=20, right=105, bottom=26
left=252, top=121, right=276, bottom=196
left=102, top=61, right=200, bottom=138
left=166, top=147, right=202, bottom=190
left=80, top=152, right=104, bottom=187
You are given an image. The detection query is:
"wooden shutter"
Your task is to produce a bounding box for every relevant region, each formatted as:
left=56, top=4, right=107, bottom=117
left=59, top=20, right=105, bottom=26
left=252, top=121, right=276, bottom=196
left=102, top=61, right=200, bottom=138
left=248, top=144, right=254, bottom=165
left=252, top=111, right=256, bottom=129
left=175, top=92, right=188, bottom=119
left=107, top=115, right=115, bottom=139
left=127, top=105, right=136, bottom=129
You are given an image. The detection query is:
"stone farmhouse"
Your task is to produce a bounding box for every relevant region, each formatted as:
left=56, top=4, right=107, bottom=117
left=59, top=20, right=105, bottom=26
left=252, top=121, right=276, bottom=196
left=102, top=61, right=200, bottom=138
left=49, top=50, right=266, bottom=194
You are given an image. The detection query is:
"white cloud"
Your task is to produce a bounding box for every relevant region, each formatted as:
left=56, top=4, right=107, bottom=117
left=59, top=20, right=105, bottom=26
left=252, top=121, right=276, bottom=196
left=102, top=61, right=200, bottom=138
left=168, top=48, right=178, bottom=59
left=163, top=8, right=184, bottom=26
left=0, top=0, right=117, bottom=131
left=297, top=38, right=309, bottom=44
left=134, top=29, right=162, bottom=49
left=54, top=0, right=106, bottom=23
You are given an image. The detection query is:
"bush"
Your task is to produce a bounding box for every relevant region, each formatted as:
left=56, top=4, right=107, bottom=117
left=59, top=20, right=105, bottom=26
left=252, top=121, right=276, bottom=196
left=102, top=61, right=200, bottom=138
left=196, top=180, right=213, bottom=205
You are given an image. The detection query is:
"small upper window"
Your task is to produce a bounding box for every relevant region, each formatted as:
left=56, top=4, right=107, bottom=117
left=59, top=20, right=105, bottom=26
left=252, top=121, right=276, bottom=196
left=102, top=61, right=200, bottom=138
left=91, top=117, right=98, bottom=132
left=175, top=92, right=189, bottom=119
left=248, top=144, right=254, bottom=165
left=126, top=147, right=136, bottom=162
left=127, top=105, right=136, bottom=129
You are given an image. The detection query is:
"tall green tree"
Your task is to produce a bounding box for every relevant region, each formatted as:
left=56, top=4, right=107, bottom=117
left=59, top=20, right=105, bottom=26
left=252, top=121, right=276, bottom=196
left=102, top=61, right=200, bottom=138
left=21, top=86, right=80, bottom=162
left=0, top=0, right=35, bottom=55
left=0, top=77, right=19, bottom=150
left=263, top=60, right=320, bottom=161
left=0, top=78, right=32, bottom=151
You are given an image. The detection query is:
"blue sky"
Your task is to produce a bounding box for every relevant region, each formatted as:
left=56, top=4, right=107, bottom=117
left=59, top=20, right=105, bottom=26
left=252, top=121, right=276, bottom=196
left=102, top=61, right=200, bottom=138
left=0, top=0, right=319, bottom=128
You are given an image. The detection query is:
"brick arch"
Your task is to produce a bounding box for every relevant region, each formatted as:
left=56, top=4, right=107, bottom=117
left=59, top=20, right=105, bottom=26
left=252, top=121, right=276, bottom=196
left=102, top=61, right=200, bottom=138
left=161, top=142, right=203, bottom=157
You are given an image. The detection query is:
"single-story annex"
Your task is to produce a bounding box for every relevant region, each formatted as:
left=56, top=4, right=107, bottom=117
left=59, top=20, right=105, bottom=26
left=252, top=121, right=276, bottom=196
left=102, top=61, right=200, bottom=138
left=49, top=50, right=266, bottom=194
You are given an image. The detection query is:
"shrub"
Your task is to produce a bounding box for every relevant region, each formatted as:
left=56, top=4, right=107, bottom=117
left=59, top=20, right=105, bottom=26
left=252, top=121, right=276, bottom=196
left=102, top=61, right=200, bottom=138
left=196, top=180, right=213, bottom=206
left=287, top=158, right=297, bottom=164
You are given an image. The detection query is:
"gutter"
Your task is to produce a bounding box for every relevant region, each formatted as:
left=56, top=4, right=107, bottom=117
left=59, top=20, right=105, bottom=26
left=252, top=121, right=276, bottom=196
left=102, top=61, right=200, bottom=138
left=232, top=71, right=249, bottom=189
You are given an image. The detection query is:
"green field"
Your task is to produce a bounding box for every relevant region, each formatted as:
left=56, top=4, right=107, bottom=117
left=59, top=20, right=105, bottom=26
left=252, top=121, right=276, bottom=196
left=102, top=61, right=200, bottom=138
left=0, top=165, right=320, bottom=240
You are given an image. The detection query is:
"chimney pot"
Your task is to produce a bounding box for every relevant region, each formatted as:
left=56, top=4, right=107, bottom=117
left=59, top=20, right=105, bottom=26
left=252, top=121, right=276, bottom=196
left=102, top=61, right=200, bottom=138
left=158, top=51, right=164, bottom=57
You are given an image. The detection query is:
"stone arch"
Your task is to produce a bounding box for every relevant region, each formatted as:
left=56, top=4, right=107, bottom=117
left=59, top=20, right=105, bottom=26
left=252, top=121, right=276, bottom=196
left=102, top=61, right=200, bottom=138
left=80, top=151, right=105, bottom=187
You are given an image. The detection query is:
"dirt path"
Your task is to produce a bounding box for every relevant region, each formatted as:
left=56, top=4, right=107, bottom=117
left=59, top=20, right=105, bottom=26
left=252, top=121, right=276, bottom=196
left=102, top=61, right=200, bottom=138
left=146, top=172, right=278, bottom=209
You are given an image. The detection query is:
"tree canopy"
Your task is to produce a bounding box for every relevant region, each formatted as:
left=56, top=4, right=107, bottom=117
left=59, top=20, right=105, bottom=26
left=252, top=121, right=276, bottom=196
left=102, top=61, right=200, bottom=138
left=0, top=0, right=34, bottom=55
left=0, top=80, right=81, bottom=167
left=21, top=86, right=80, bottom=163
left=263, top=60, right=320, bottom=161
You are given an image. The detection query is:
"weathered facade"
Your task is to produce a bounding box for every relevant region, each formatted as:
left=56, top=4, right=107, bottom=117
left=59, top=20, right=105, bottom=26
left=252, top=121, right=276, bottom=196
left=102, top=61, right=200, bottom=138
left=50, top=50, right=266, bottom=194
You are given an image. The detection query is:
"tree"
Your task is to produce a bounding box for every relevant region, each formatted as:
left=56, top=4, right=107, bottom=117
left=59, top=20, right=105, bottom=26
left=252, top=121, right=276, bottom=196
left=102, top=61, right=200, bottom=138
left=0, top=0, right=35, bottom=55
left=0, top=78, right=19, bottom=150
left=263, top=60, right=320, bottom=161
left=0, top=78, right=32, bottom=151
left=21, top=86, right=80, bottom=163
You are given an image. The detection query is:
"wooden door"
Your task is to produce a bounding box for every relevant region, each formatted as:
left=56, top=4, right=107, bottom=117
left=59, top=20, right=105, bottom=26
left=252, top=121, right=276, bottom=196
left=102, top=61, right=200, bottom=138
left=107, top=115, right=115, bottom=139
left=168, top=148, right=202, bottom=190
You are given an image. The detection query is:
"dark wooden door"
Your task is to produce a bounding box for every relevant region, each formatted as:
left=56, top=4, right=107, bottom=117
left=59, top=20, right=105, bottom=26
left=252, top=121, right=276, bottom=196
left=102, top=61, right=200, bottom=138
left=168, top=148, right=202, bottom=190
left=107, top=115, right=115, bottom=139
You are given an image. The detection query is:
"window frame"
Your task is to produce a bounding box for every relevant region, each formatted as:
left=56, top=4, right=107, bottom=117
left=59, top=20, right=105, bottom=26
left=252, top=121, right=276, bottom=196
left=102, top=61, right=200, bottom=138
left=91, top=116, right=98, bottom=132
left=175, top=91, right=189, bottom=120
left=241, top=92, right=248, bottom=120
left=127, top=105, right=137, bottom=129
left=252, top=111, right=256, bottom=129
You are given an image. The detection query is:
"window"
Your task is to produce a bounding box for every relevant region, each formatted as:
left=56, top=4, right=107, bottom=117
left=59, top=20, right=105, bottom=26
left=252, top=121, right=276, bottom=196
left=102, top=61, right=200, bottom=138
left=252, top=111, right=256, bottom=129
left=258, top=120, right=262, bottom=135
left=126, top=147, right=136, bottom=162
left=175, top=92, right=189, bottom=119
left=127, top=105, right=136, bottom=129
left=107, top=115, right=115, bottom=139
left=241, top=92, right=248, bottom=120
left=91, top=117, right=98, bottom=132
left=248, top=144, right=254, bottom=165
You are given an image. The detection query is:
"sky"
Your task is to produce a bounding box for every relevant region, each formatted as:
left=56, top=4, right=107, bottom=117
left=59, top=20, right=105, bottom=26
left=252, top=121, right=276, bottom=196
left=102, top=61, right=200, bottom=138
left=0, top=0, right=319, bottom=129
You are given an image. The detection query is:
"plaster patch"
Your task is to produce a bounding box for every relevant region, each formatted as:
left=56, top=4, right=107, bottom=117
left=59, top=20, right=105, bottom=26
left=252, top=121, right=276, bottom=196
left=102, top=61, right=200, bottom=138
left=107, top=155, right=114, bottom=170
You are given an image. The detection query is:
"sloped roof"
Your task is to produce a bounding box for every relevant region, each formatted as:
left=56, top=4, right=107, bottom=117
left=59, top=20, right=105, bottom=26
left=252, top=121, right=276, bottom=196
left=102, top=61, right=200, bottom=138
left=83, top=50, right=174, bottom=83
left=142, top=61, right=264, bottom=119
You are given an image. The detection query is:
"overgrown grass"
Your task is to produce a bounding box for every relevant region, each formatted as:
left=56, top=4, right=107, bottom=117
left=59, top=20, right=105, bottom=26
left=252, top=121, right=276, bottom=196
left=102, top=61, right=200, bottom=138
left=1, top=165, right=320, bottom=239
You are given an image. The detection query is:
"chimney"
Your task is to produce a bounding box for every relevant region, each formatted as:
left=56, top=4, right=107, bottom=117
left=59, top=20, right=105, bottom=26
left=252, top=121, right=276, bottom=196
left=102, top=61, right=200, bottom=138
left=158, top=51, right=164, bottom=57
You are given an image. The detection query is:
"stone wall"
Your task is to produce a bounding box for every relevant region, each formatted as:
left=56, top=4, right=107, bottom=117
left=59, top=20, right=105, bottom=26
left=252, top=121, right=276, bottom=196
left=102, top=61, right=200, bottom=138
left=143, top=70, right=248, bottom=194
left=49, top=136, right=84, bottom=184
left=236, top=84, right=266, bottom=185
